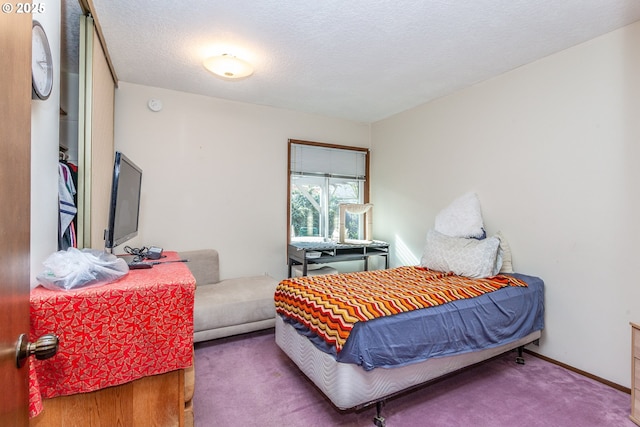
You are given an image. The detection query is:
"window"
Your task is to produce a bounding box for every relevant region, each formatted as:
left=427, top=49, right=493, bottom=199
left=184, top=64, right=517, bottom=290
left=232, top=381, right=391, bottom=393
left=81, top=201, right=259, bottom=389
left=288, top=139, right=369, bottom=242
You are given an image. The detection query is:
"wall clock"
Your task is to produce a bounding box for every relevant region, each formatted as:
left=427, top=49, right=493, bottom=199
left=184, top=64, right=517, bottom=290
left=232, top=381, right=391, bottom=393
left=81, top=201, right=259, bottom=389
left=32, top=20, right=53, bottom=100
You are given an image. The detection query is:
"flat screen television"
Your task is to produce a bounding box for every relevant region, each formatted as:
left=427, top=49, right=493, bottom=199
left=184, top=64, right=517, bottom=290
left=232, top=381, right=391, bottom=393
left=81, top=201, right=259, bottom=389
left=104, top=151, right=143, bottom=250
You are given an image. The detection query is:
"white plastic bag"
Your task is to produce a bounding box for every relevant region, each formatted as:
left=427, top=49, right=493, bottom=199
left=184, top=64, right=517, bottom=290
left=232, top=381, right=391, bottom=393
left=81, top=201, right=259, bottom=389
left=37, top=248, right=129, bottom=291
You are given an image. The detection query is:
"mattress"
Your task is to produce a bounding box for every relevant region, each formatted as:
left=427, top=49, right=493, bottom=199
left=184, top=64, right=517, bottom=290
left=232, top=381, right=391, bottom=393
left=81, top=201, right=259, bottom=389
left=275, top=314, right=541, bottom=410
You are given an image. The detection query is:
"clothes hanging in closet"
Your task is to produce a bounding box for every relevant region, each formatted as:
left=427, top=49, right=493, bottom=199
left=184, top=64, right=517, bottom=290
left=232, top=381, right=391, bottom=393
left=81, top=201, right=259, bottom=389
left=58, top=161, right=77, bottom=250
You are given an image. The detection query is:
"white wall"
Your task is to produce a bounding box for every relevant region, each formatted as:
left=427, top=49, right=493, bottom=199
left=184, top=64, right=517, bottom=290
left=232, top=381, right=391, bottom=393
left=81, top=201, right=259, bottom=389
left=113, top=82, right=370, bottom=280
left=31, top=3, right=62, bottom=287
left=371, top=21, right=640, bottom=387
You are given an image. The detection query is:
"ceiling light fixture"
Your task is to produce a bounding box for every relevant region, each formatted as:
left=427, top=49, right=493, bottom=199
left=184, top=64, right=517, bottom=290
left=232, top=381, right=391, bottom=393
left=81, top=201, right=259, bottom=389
left=203, top=54, right=254, bottom=80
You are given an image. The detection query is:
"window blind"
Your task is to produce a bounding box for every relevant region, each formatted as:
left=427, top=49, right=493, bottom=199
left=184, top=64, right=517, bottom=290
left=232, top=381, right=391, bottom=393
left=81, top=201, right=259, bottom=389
left=290, top=143, right=367, bottom=180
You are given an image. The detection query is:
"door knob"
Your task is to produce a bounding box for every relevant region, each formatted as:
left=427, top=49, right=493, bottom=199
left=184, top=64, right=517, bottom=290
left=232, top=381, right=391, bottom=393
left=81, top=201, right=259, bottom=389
left=16, top=333, right=59, bottom=368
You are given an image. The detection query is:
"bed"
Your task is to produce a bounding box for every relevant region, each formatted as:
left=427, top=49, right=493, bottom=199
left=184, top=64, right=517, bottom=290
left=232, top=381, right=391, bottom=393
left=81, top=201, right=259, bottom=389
left=274, top=265, right=544, bottom=425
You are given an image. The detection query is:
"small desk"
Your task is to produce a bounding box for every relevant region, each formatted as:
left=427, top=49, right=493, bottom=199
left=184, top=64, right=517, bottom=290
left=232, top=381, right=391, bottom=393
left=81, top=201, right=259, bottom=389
left=288, top=240, right=389, bottom=277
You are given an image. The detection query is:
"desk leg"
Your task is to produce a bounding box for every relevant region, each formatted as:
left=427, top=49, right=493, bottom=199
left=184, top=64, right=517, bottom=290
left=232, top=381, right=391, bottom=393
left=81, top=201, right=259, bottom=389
left=288, top=260, right=309, bottom=277
left=385, top=254, right=389, bottom=269
left=364, top=257, right=369, bottom=271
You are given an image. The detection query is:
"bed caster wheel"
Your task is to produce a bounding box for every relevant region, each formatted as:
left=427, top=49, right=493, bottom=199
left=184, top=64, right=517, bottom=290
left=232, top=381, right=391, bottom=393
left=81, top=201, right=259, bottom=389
left=516, top=356, right=525, bottom=365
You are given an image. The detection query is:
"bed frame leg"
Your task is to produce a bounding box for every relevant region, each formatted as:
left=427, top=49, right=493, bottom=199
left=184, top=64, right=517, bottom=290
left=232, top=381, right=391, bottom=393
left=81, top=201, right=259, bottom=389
left=373, top=400, right=386, bottom=427
left=515, top=345, right=525, bottom=365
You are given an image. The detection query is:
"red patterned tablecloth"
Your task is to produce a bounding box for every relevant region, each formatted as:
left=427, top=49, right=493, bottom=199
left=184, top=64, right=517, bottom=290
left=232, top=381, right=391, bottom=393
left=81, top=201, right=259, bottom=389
left=28, top=251, right=195, bottom=418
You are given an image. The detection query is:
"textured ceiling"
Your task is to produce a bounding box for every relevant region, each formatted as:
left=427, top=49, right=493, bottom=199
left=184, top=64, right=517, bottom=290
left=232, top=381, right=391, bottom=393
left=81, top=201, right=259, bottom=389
left=83, top=1, right=640, bottom=123
left=61, top=0, right=81, bottom=73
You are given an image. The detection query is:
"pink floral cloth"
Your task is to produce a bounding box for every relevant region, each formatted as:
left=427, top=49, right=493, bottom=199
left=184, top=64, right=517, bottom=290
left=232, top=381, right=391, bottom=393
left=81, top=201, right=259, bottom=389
left=28, top=252, right=195, bottom=418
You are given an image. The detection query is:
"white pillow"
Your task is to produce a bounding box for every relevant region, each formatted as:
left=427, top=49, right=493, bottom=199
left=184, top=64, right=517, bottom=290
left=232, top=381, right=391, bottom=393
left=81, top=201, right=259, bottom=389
left=434, top=192, right=485, bottom=239
left=420, top=230, right=502, bottom=279
left=495, top=231, right=514, bottom=273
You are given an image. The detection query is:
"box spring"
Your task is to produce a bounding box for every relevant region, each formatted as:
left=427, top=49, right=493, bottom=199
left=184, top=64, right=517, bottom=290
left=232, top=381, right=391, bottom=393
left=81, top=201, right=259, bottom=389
left=275, top=315, right=541, bottom=410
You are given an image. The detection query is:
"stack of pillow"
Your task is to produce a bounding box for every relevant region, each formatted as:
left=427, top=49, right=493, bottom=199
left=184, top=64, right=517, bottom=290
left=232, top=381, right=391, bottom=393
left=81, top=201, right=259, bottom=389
left=420, top=192, right=513, bottom=278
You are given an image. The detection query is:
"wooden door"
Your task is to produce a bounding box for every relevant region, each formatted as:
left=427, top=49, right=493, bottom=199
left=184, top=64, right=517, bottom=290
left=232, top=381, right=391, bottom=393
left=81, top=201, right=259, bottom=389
left=0, top=6, right=33, bottom=427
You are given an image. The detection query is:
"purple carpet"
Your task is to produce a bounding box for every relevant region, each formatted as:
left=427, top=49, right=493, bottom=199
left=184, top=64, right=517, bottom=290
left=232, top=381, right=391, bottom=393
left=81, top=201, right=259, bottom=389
left=194, top=329, right=634, bottom=427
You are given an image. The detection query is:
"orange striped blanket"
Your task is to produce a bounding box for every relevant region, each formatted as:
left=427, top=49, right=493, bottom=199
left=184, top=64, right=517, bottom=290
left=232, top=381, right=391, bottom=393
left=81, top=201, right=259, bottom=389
left=274, top=266, right=527, bottom=353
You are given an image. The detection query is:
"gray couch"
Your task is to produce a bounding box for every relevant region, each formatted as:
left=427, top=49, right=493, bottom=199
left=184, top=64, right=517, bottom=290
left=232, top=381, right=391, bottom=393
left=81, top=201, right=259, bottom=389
left=179, top=249, right=280, bottom=343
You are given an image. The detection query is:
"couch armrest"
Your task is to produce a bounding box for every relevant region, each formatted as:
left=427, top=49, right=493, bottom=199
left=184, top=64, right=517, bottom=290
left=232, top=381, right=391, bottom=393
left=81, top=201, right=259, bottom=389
left=178, top=249, right=220, bottom=286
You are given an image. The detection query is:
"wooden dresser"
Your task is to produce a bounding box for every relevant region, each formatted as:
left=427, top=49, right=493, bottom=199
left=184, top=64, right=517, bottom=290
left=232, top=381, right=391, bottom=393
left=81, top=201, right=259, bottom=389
left=28, top=252, right=195, bottom=426
left=632, top=322, right=640, bottom=426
